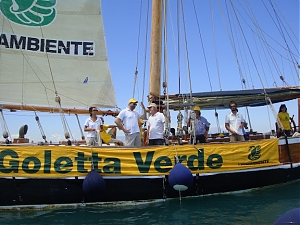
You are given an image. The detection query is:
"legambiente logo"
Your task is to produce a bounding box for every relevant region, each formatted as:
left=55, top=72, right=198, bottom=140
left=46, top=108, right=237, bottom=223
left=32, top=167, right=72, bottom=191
left=0, top=0, right=56, bottom=26
left=248, top=145, right=261, bottom=161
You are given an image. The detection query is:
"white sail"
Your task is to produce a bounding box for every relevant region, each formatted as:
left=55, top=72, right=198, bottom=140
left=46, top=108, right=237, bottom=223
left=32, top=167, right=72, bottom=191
left=0, top=0, right=116, bottom=109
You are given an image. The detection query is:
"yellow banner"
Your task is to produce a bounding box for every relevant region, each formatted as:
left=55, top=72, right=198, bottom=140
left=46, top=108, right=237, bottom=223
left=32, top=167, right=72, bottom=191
left=0, top=139, right=279, bottom=177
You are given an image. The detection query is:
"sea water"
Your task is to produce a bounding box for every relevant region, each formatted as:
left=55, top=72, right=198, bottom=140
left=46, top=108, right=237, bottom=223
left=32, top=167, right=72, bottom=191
left=0, top=180, right=299, bottom=225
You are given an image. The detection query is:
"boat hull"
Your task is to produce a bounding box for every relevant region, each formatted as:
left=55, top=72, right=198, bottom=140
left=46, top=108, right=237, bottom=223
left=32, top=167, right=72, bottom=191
left=0, top=164, right=299, bottom=208
left=0, top=137, right=299, bottom=209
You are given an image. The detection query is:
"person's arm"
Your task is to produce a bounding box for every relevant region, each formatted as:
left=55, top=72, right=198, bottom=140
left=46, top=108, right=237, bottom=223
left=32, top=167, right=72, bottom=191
left=140, top=102, right=147, bottom=120
left=84, top=125, right=96, bottom=132
left=84, top=121, right=96, bottom=132
left=145, top=125, right=150, bottom=145
left=225, top=123, right=236, bottom=134
left=204, top=126, right=209, bottom=137
left=114, top=117, right=130, bottom=133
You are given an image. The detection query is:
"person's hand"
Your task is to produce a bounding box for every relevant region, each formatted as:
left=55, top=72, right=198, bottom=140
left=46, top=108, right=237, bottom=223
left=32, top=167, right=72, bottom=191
left=123, top=128, right=131, bottom=134
left=231, top=130, right=237, bottom=134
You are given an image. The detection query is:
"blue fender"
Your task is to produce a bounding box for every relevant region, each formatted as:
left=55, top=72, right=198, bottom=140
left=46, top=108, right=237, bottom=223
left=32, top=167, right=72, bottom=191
left=168, top=163, right=193, bottom=191
left=273, top=208, right=300, bottom=225
left=82, top=169, right=106, bottom=195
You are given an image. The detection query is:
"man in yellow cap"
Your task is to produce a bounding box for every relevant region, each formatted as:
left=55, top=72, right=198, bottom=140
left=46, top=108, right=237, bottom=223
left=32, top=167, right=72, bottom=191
left=188, top=106, right=210, bottom=144
left=114, top=98, right=146, bottom=147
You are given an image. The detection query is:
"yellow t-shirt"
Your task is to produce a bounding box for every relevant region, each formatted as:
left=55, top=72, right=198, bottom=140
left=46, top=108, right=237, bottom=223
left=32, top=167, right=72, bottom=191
left=100, top=125, right=111, bottom=143
left=278, top=112, right=291, bottom=130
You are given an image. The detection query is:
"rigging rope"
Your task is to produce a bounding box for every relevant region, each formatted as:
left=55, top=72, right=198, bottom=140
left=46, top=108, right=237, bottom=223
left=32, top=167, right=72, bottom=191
left=34, top=112, right=47, bottom=143
left=179, top=0, right=193, bottom=100
left=55, top=96, right=73, bottom=141
left=163, top=0, right=171, bottom=140
left=75, top=114, right=85, bottom=141
left=132, top=0, right=143, bottom=98
left=142, top=0, right=150, bottom=101
left=0, top=109, right=12, bottom=142
left=268, top=0, right=299, bottom=75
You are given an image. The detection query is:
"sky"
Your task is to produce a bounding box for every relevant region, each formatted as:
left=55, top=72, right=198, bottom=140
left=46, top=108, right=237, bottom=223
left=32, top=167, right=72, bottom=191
left=1, top=0, right=299, bottom=143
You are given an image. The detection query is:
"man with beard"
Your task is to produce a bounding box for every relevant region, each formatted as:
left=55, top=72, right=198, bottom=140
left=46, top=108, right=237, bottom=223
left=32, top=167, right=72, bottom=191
left=225, top=101, right=245, bottom=142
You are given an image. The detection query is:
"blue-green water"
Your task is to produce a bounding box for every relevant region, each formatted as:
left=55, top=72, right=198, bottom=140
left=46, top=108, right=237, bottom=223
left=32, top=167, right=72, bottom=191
left=0, top=180, right=299, bottom=225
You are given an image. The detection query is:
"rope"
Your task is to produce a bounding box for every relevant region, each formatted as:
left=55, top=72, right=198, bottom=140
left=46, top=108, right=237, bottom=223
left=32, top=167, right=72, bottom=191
left=132, top=0, right=143, bottom=98
left=268, top=0, right=299, bottom=75
left=224, top=1, right=246, bottom=90
left=176, top=0, right=181, bottom=97
left=192, top=0, right=213, bottom=91
left=75, top=114, right=85, bottom=140
left=55, top=97, right=73, bottom=141
left=141, top=0, right=150, bottom=101
left=179, top=0, right=193, bottom=100
left=163, top=0, right=171, bottom=139
left=34, top=112, right=47, bottom=143
left=0, top=109, right=12, bottom=142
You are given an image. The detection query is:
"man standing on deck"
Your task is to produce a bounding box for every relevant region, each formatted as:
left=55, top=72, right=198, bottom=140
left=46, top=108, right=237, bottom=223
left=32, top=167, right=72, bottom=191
left=187, top=106, right=210, bottom=143
left=225, top=101, right=245, bottom=142
left=145, top=103, right=165, bottom=145
left=114, top=98, right=146, bottom=147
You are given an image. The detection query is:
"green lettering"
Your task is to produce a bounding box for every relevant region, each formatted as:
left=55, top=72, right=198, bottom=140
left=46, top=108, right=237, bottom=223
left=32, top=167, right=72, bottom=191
left=187, top=149, right=204, bottom=170
left=0, top=149, right=19, bottom=173
left=133, top=151, right=154, bottom=173
left=54, top=157, right=72, bottom=174
left=176, top=155, right=187, bottom=163
left=154, top=156, right=172, bottom=173
left=207, top=154, right=223, bottom=169
left=75, top=152, right=88, bottom=173
left=103, top=158, right=121, bottom=173
left=92, top=152, right=102, bottom=173
left=22, top=157, right=41, bottom=174
left=44, top=150, right=51, bottom=173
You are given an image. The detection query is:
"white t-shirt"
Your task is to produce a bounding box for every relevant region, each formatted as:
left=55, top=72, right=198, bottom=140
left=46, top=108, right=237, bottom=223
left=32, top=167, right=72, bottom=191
left=117, top=108, right=142, bottom=135
left=84, top=117, right=102, bottom=137
left=225, top=112, right=244, bottom=135
left=148, top=112, right=165, bottom=139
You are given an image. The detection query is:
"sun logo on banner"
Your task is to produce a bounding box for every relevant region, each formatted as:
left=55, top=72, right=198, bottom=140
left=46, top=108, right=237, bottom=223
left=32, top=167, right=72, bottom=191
left=0, top=0, right=57, bottom=26
left=248, top=145, right=261, bottom=161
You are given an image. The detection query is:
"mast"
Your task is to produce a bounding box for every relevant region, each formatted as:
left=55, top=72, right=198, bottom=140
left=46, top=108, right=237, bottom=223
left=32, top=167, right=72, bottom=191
left=149, top=0, right=162, bottom=101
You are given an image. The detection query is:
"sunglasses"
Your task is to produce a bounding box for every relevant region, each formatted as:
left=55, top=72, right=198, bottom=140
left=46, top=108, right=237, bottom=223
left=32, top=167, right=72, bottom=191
left=92, top=109, right=98, bottom=112
left=230, top=105, right=236, bottom=108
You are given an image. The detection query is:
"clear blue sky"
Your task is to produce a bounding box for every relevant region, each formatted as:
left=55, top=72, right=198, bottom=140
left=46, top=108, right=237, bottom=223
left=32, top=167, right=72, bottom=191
left=2, top=0, right=299, bottom=143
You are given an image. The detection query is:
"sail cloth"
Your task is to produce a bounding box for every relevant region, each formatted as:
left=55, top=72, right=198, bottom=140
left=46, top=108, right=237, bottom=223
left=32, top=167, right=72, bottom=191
left=0, top=0, right=116, bottom=109
left=167, top=87, right=300, bottom=110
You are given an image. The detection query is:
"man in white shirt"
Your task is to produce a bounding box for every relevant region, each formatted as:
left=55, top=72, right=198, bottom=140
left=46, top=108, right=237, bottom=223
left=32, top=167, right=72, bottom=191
left=146, top=103, right=165, bottom=145
left=114, top=98, right=145, bottom=147
left=225, top=101, right=245, bottom=142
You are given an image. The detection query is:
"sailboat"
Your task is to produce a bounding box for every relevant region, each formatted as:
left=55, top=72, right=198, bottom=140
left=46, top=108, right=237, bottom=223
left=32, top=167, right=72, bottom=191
left=0, top=0, right=299, bottom=210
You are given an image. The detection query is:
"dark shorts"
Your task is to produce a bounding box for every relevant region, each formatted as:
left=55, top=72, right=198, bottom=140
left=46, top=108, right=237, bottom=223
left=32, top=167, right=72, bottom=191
left=278, top=130, right=291, bottom=137
left=191, top=135, right=206, bottom=144
left=149, top=139, right=164, bottom=146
